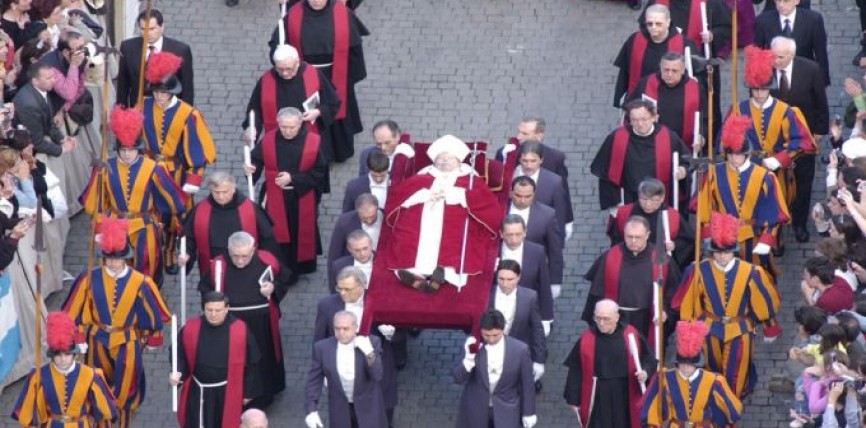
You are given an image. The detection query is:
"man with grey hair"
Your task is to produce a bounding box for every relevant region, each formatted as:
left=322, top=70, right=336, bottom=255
left=613, top=4, right=699, bottom=107
left=270, top=0, right=369, bottom=162
left=329, top=193, right=381, bottom=263
left=769, top=35, right=829, bottom=243
left=328, top=229, right=375, bottom=294
left=240, top=408, right=268, bottom=428
left=200, top=230, right=293, bottom=409
left=314, top=266, right=402, bottom=426
left=306, top=310, right=387, bottom=428
left=245, top=106, right=328, bottom=279
left=180, top=170, right=282, bottom=283
left=564, top=299, right=656, bottom=427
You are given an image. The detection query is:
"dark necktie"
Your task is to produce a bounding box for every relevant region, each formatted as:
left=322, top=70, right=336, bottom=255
left=782, top=18, right=792, bottom=36
left=779, top=69, right=790, bottom=98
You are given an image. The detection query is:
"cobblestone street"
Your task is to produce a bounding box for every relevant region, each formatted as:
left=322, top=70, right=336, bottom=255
left=1, top=0, right=864, bottom=426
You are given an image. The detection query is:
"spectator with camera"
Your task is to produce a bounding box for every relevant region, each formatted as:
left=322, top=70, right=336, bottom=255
left=801, top=257, right=854, bottom=314
left=12, top=62, right=74, bottom=157
left=37, top=27, right=87, bottom=116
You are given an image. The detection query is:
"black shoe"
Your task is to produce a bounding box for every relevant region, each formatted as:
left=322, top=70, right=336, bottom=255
left=794, top=226, right=810, bottom=243
left=773, top=245, right=785, bottom=258
left=535, top=380, right=543, bottom=393
left=397, top=270, right=425, bottom=291
left=165, top=264, right=179, bottom=275
left=226, top=0, right=239, bottom=6
left=854, top=50, right=866, bottom=67
left=408, top=328, right=422, bottom=338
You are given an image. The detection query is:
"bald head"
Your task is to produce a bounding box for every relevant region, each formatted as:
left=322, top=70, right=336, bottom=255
left=240, top=408, right=268, bottom=428
left=595, top=299, right=619, bottom=315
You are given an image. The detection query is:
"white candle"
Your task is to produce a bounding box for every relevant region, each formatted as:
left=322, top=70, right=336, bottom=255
left=278, top=18, right=285, bottom=45
left=693, top=111, right=700, bottom=150
left=685, top=46, right=694, bottom=78
left=248, top=110, right=256, bottom=145
left=179, top=237, right=187, bottom=325
left=171, top=314, right=178, bottom=412
left=244, top=146, right=256, bottom=202
left=179, top=236, right=186, bottom=258
left=700, top=1, right=711, bottom=59
left=672, top=153, right=680, bottom=211
left=281, top=2, right=286, bottom=17
left=215, top=259, right=223, bottom=293
left=627, top=333, right=647, bottom=394
left=244, top=146, right=252, bottom=167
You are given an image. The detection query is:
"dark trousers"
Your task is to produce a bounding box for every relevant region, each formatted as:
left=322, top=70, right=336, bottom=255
left=792, top=154, right=816, bottom=228
left=488, top=407, right=496, bottom=428
left=349, top=404, right=360, bottom=428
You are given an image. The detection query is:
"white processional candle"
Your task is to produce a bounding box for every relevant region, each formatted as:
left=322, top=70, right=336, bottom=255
left=244, top=146, right=256, bottom=202
left=693, top=112, right=701, bottom=150
left=278, top=17, right=286, bottom=45
left=215, top=260, right=223, bottom=293
left=171, top=314, right=178, bottom=412
left=700, top=1, right=711, bottom=59
left=627, top=333, right=647, bottom=393
left=179, top=237, right=187, bottom=325
left=672, top=153, right=680, bottom=211
left=249, top=110, right=256, bottom=145
left=685, top=47, right=694, bottom=78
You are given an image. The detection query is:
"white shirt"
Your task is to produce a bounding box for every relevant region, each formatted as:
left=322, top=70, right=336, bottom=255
left=368, top=174, right=388, bottom=210
left=147, top=37, right=164, bottom=59
left=737, top=159, right=752, bottom=173
left=104, top=265, right=130, bottom=280
left=514, top=166, right=540, bottom=184
left=751, top=95, right=775, bottom=110
left=677, top=367, right=702, bottom=383
left=712, top=258, right=736, bottom=273
left=486, top=339, right=505, bottom=405
left=345, top=296, right=364, bottom=332
left=508, top=204, right=531, bottom=226
left=776, top=61, right=794, bottom=87
left=495, top=288, right=518, bottom=334
left=501, top=242, right=524, bottom=265
left=361, top=212, right=382, bottom=249
left=336, top=342, right=356, bottom=402
left=54, top=361, right=77, bottom=376
left=35, top=87, right=49, bottom=104
left=779, top=8, right=797, bottom=30
left=353, top=258, right=373, bottom=288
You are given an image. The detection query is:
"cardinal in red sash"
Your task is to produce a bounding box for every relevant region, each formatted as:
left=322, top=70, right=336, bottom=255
left=613, top=4, right=698, bottom=107
left=591, top=99, right=690, bottom=213
left=564, top=299, right=656, bottom=428
left=169, top=291, right=262, bottom=428
left=270, top=0, right=369, bottom=163
left=245, top=107, right=327, bottom=277
left=581, top=216, right=681, bottom=349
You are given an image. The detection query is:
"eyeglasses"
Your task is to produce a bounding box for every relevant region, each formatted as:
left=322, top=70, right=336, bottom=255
left=646, top=21, right=665, bottom=27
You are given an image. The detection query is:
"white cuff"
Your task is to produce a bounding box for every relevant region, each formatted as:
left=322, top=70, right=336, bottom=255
left=182, top=184, right=200, bottom=194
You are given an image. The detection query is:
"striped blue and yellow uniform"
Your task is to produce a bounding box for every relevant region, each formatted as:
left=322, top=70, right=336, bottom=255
left=678, top=259, right=780, bottom=398
left=62, top=266, right=170, bottom=428
left=12, top=362, right=117, bottom=427
left=79, top=156, right=187, bottom=286
left=640, top=368, right=742, bottom=428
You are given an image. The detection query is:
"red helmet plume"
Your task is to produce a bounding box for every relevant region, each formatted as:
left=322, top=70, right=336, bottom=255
left=675, top=320, right=708, bottom=359
left=145, top=51, right=183, bottom=85
left=46, top=312, right=76, bottom=352
left=109, top=106, right=143, bottom=148
left=98, top=216, right=128, bottom=254
left=720, top=115, right=752, bottom=154
left=744, top=45, right=775, bottom=89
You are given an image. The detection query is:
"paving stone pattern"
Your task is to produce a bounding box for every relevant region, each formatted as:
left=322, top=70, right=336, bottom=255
left=0, top=0, right=863, bottom=426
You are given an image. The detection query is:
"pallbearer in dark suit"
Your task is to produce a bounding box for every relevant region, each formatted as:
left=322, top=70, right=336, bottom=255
left=313, top=267, right=402, bottom=426
left=489, top=260, right=548, bottom=393
left=116, top=10, right=194, bottom=107
left=343, top=151, right=389, bottom=213
left=305, top=310, right=388, bottom=428
left=499, top=215, right=554, bottom=331
left=514, top=140, right=574, bottom=237
left=507, top=176, right=564, bottom=299
left=769, top=36, right=829, bottom=243
left=454, top=310, right=537, bottom=428
left=328, top=193, right=380, bottom=263
left=358, top=120, right=415, bottom=186
left=327, top=229, right=374, bottom=294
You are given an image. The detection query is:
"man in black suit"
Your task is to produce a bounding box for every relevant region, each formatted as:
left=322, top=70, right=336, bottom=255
left=13, top=63, right=75, bottom=157
left=754, top=0, right=829, bottom=86
left=357, top=120, right=415, bottom=186
left=499, top=214, right=553, bottom=332
left=489, top=260, right=547, bottom=393
left=343, top=151, right=389, bottom=213
left=313, top=267, right=402, bottom=427
left=328, top=193, right=380, bottom=263
left=305, top=310, right=388, bottom=428
left=328, top=230, right=373, bottom=293
left=508, top=176, right=565, bottom=300
left=116, top=10, right=194, bottom=107
left=770, top=36, right=828, bottom=243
